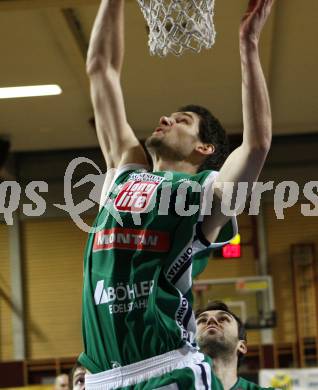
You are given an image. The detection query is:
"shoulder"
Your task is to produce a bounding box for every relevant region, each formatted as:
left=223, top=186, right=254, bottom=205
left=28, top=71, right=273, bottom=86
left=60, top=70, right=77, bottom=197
left=172, top=170, right=218, bottom=193
left=191, top=169, right=218, bottom=182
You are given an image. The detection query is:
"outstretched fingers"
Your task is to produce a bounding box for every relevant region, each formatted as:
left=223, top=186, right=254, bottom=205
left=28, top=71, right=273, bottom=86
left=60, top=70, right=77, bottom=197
left=240, top=0, right=275, bottom=40
left=243, top=0, right=274, bottom=19
left=247, top=0, right=260, bottom=14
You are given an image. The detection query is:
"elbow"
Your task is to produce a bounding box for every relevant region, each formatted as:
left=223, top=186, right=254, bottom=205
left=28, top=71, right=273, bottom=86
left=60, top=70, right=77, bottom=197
left=250, top=139, right=271, bottom=160
left=86, top=42, right=112, bottom=75
left=243, top=136, right=272, bottom=160
left=255, top=135, right=271, bottom=153
left=260, top=132, right=272, bottom=153
left=244, top=126, right=272, bottom=155
left=86, top=53, right=121, bottom=77
left=86, top=54, right=105, bottom=76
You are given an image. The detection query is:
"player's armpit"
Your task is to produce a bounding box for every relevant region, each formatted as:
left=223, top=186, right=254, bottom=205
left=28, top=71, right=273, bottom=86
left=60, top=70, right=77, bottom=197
left=117, top=143, right=150, bottom=169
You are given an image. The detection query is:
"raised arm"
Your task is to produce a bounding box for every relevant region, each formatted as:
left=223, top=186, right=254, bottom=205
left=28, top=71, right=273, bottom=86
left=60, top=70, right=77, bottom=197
left=202, top=0, right=274, bottom=242
left=87, top=0, right=149, bottom=169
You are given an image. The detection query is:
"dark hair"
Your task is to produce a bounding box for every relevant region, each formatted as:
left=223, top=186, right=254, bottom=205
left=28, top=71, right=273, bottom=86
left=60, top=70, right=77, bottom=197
left=178, top=104, right=229, bottom=172
left=195, top=300, right=247, bottom=366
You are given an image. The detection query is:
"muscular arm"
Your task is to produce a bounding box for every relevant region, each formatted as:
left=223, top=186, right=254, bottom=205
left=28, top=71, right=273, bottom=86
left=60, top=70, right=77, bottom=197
left=202, top=0, right=274, bottom=242
left=87, top=0, right=149, bottom=169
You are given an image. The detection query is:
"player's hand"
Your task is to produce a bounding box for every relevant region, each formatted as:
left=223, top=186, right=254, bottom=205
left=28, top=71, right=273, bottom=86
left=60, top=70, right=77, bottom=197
left=240, top=0, right=274, bottom=45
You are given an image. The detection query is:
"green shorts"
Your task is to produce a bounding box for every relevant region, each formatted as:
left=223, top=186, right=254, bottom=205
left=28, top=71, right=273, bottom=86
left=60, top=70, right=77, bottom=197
left=85, top=346, right=213, bottom=390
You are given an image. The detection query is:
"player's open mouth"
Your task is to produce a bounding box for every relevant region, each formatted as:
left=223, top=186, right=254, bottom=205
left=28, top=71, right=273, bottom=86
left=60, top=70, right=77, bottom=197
left=153, top=127, right=165, bottom=134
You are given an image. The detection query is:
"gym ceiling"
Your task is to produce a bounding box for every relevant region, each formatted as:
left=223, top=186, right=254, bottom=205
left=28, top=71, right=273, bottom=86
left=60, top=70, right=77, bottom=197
left=0, top=0, right=317, bottom=152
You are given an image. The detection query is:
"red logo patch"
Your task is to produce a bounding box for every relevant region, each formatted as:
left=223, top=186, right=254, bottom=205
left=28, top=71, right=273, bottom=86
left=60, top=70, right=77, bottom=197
left=114, top=179, right=160, bottom=212
left=93, top=228, right=170, bottom=252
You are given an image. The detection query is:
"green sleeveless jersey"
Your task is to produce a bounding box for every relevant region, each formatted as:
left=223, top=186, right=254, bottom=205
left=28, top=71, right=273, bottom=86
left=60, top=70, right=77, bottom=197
left=79, top=165, right=237, bottom=373
left=210, top=367, right=275, bottom=390
left=230, top=377, right=275, bottom=390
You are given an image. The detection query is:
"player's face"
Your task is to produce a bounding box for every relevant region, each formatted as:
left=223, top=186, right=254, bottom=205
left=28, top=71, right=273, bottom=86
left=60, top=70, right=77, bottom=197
left=55, top=374, right=69, bottom=390
left=146, top=111, right=202, bottom=159
left=196, top=310, right=238, bottom=341
left=195, top=310, right=244, bottom=357
left=72, top=366, right=86, bottom=390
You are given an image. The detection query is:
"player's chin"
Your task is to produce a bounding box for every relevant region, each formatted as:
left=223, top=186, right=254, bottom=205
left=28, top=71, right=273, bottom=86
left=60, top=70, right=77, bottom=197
left=145, top=135, right=163, bottom=149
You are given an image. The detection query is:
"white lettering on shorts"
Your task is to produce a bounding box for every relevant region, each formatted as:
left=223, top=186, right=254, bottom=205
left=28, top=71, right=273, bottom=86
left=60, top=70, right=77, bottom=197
left=94, top=280, right=154, bottom=315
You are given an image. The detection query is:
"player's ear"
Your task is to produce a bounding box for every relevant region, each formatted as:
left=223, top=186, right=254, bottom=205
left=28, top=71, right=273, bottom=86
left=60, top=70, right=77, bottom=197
left=237, top=340, right=247, bottom=356
left=195, top=143, right=215, bottom=156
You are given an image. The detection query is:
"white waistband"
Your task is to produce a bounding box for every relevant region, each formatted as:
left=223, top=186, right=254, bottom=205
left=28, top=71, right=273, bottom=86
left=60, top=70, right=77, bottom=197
left=85, top=346, right=204, bottom=390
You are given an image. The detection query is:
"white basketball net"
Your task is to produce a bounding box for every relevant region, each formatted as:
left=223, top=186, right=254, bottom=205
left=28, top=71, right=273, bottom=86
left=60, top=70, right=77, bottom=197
left=136, top=0, right=216, bottom=56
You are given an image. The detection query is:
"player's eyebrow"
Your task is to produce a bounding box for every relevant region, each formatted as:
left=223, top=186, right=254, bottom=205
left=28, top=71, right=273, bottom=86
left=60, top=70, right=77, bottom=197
left=217, top=311, right=234, bottom=320
left=172, top=112, right=194, bottom=121
left=197, top=310, right=234, bottom=321
left=197, top=312, right=208, bottom=320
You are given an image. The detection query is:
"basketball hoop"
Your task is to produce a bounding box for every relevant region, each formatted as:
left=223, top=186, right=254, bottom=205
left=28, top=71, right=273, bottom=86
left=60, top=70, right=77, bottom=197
left=136, top=0, right=216, bottom=56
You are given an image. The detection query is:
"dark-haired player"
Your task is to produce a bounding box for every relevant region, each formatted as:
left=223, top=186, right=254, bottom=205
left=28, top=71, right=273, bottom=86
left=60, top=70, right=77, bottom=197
left=196, top=301, right=274, bottom=390
left=79, top=0, right=274, bottom=388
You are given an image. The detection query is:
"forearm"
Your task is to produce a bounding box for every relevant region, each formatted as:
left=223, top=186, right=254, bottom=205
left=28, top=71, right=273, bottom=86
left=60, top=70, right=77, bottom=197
left=87, top=0, right=124, bottom=74
left=215, top=40, right=272, bottom=199
left=240, top=40, right=272, bottom=151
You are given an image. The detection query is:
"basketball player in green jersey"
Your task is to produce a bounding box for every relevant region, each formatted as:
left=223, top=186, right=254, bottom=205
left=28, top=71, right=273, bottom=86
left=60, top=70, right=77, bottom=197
left=196, top=301, right=275, bottom=390
left=80, top=0, right=274, bottom=388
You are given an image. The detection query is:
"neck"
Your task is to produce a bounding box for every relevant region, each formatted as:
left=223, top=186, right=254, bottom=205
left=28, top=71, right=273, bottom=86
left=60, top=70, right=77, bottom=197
left=211, top=356, right=238, bottom=390
left=152, top=156, right=198, bottom=174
